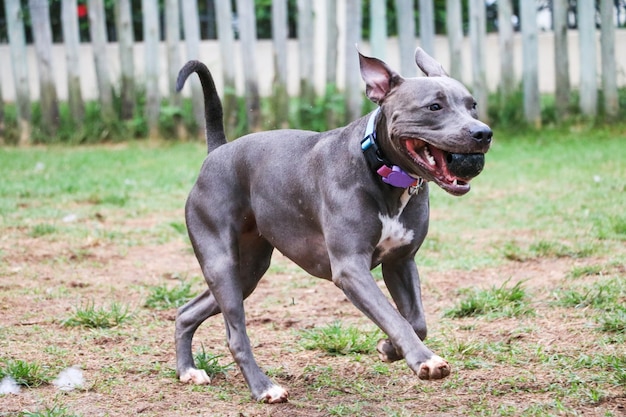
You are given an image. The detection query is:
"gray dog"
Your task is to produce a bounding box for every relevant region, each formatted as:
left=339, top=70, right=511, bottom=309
left=174, top=48, right=492, bottom=403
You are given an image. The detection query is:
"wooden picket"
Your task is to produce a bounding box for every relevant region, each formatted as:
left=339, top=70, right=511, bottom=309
left=29, top=0, right=60, bottom=134
left=521, top=0, right=541, bottom=127
left=5, top=0, right=31, bottom=145
left=578, top=0, right=598, bottom=118
left=601, top=0, right=619, bottom=119
left=88, top=0, right=115, bottom=122
left=117, top=0, right=135, bottom=120
left=553, top=0, right=571, bottom=121
left=62, top=0, right=84, bottom=123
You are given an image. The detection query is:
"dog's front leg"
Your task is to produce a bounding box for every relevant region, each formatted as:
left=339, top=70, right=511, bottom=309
left=375, top=260, right=428, bottom=362
left=330, top=255, right=450, bottom=380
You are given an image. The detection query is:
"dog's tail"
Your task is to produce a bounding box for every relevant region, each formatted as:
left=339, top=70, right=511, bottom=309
left=176, top=60, right=226, bottom=153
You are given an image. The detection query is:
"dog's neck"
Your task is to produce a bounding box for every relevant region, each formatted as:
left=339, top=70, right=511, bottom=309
left=361, top=108, right=422, bottom=191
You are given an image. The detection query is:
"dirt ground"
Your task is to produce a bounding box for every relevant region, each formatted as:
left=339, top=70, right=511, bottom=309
left=0, top=208, right=624, bottom=417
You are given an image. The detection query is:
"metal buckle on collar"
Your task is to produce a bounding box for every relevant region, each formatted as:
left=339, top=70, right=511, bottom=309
left=361, top=134, right=384, bottom=170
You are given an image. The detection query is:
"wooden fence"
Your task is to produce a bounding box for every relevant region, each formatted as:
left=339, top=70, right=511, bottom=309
left=0, top=0, right=624, bottom=145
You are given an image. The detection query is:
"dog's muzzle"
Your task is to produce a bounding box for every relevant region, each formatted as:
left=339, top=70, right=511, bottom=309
left=446, top=153, right=485, bottom=179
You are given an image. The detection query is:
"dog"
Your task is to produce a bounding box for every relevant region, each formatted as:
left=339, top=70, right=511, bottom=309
left=174, top=48, right=492, bottom=403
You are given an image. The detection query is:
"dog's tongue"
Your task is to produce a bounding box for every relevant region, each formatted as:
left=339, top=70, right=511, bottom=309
left=425, top=146, right=456, bottom=181
left=419, top=144, right=472, bottom=195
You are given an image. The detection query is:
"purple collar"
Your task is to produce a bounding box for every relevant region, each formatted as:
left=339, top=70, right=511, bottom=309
left=360, top=108, right=422, bottom=189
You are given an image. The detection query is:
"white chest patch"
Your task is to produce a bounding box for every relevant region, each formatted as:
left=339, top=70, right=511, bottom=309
left=376, top=214, right=414, bottom=257
left=375, top=189, right=416, bottom=257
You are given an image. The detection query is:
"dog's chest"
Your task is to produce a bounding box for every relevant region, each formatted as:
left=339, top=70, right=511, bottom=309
left=375, top=190, right=415, bottom=257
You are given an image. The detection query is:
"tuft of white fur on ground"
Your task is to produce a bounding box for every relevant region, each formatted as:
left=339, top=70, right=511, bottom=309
left=53, top=366, right=84, bottom=391
left=0, top=376, right=21, bottom=395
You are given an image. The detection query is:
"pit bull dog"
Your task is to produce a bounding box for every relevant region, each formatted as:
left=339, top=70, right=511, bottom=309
left=174, top=48, right=492, bottom=403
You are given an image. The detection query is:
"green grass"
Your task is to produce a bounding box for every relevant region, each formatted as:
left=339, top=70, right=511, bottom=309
left=20, top=404, right=81, bottom=417
left=0, top=143, right=203, bottom=244
left=598, top=309, right=626, bottom=333
left=193, top=346, right=234, bottom=379
left=444, top=280, right=534, bottom=319
left=501, top=239, right=598, bottom=262
left=29, top=223, right=58, bottom=238
left=61, top=301, right=133, bottom=328
left=568, top=264, right=606, bottom=279
left=144, top=280, right=196, bottom=310
left=552, top=277, right=625, bottom=311
left=299, top=321, right=382, bottom=355
left=0, top=359, right=50, bottom=387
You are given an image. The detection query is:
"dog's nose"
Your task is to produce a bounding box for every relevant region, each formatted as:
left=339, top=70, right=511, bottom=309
left=471, top=126, right=493, bottom=144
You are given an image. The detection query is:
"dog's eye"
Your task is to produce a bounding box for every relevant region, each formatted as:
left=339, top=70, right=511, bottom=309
left=428, top=103, right=442, bottom=111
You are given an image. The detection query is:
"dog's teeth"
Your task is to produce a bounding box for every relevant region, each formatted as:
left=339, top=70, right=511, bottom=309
left=452, top=179, right=458, bottom=186
left=424, top=148, right=436, bottom=166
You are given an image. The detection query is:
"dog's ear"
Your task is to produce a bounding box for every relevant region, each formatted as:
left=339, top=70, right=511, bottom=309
left=414, top=47, right=448, bottom=77
left=359, top=52, right=404, bottom=104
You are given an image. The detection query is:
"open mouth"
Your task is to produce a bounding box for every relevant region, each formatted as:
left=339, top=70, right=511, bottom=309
left=403, top=138, right=483, bottom=196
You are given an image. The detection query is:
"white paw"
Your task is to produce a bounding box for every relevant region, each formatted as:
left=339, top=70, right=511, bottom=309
left=258, top=384, right=289, bottom=404
left=179, top=368, right=211, bottom=385
left=417, top=355, right=451, bottom=380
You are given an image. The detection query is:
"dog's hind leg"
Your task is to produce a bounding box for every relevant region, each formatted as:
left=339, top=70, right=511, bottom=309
left=176, top=289, right=220, bottom=384
left=219, top=237, right=287, bottom=403
left=179, top=221, right=286, bottom=401
left=207, top=248, right=288, bottom=403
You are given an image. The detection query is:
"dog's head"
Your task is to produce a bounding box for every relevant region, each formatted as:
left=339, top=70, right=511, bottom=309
left=359, top=48, right=492, bottom=196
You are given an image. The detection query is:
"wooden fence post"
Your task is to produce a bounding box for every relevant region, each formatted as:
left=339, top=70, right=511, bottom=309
left=88, top=0, right=116, bottom=122
left=165, top=0, right=182, bottom=104
left=520, top=0, right=541, bottom=128
left=325, top=0, right=339, bottom=128
left=29, top=0, right=60, bottom=135
left=553, top=0, right=571, bottom=121
left=468, top=0, right=489, bottom=123
left=165, top=0, right=184, bottom=138
left=214, top=0, right=237, bottom=137
left=370, top=0, right=387, bottom=60
left=297, top=0, right=315, bottom=127
left=116, top=0, right=135, bottom=120
left=578, top=0, right=598, bottom=118
left=142, top=0, right=160, bottom=138
left=395, top=0, right=417, bottom=77
left=62, top=0, right=85, bottom=123
left=271, top=0, right=289, bottom=129
left=600, top=0, right=619, bottom=119
left=446, top=0, right=463, bottom=81
left=236, top=0, right=261, bottom=132
left=345, top=0, right=362, bottom=123
left=4, top=0, right=31, bottom=145
left=181, top=0, right=205, bottom=135
left=0, top=79, right=4, bottom=144
left=419, top=0, right=435, bottom=56
left=498, top=0, right=515, bottom=100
